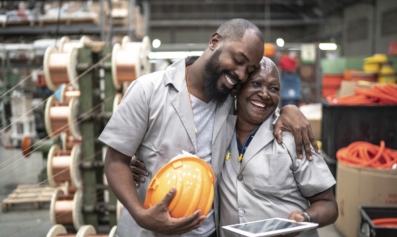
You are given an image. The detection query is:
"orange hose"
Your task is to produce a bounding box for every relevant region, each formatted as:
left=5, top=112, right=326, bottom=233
left=327, top=83, right=397, bottom=105
left=355, top=88, right=397, bottom=103
left=336, top=141, right=397, bottom=169
left=372, top=218, right=397, bottom=227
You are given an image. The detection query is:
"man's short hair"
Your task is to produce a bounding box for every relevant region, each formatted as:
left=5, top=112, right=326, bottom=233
left=216, top=19, right=264, bottom=43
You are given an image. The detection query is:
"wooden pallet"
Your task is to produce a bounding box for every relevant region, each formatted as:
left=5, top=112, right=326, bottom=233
left=2, top=185, right=56, bottom=212
left=1, top=17, right=99, bottom=28
left=1, top=20, right=35, bottom=28
left=38, top=16, right=99, bottom=26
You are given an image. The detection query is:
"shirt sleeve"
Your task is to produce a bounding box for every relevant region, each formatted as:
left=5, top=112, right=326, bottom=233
left=282, top=132, right=336, bottom=198
left=98, top=80, right=149, bottom=157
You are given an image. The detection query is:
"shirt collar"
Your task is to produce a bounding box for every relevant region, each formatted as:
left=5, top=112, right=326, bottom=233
left=164, top=56, right=199, bottom=92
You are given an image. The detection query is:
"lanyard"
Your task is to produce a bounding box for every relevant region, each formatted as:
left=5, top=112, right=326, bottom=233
left=186, top=65, right=197, bottom=134
left=225, top=130, right=237, bottom=161
left=226, top=127, right=259, bottom=162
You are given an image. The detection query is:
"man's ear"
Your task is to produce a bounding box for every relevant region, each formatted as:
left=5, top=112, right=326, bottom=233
left=209, top=33, right=222, bottom=51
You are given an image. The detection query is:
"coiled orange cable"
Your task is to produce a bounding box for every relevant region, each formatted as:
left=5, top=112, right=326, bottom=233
left=372, top=218, right=397, bottom=227
left=336, top=141, right=397, bottom=169
left=327, top=84, right=397, bottom=105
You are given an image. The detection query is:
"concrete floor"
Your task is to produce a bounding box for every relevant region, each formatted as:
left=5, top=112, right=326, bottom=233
left=0, top=146, right=344, bottom=237
left=0, top=146, right=52, bottom=237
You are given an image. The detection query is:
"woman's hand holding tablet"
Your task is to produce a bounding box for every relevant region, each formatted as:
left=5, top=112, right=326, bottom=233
left=222, top=218, right=318, bottom=237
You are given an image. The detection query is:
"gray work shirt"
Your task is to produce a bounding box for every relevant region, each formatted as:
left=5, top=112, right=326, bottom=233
left=219, top=112, right=336, bottom=237
left=185, top=95, right=216, bottom=237
left=99, top=57, right=233, bottom=237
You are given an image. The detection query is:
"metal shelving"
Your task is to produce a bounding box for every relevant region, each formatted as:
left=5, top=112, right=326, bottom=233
left=0, top=24, right=103, bottom=36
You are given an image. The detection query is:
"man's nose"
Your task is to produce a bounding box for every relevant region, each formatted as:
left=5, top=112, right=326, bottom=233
left=235, top=66, right=248, bottom=83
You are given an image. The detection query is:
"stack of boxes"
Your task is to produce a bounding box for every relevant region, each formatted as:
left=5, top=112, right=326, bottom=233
left=320, top=57, right=364, bottom=98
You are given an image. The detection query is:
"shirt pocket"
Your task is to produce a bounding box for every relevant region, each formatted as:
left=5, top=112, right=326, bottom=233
left=246, top=154, right=293, bottom=197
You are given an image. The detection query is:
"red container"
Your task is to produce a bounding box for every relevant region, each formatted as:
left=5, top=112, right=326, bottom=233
left=389, top=41, right=397, bottom=56
left=323, top=75, right=343, bottom=86
left=322, top=75, right=343, bottom=98
left=322, top=86, right=339, bottom=97
left=36, top=72, right=47, bottom=87
left=350, top=71, right=377, bottom=82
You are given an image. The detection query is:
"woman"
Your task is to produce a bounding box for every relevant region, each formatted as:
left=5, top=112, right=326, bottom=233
left=218, top=57, right=337, bottom=237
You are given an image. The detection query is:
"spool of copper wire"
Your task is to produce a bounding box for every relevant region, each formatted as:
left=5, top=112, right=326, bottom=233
left=122, top=36, right=151, bottom=75
left=62, top=133, right=82, bottom=151
left=45, top=96, right=80, bottom=140
left=46, top=225, right=117, bottom=237
left=21, top=136, right=33, bottom=157
left=111, top=43, right=141, bottom=90
left=43, top=36, right=91, bottom=91
left=111, top=36, right=151, bottom=90
left=59, top=36, right=91, bottom=53
left=43, top=46, right=78, bottom=91
left=46, top=224, right=68, bottom=237
left=50, top=188, right=83, bottom=231
left=61, top=86, right=80, bottom=103
left=47, top=145, right=82, bottom=192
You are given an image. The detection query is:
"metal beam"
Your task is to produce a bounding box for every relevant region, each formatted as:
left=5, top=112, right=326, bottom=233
left=128, top=0, right=136, bottom=39
left=100, top=0, right=105, bottom=42
left=264, top=0, right=271, bottom=43
left=322, top=0, right=368, bottom=16
left=150, top=12, right=300, bottom=19
left=143, top=1, right=151, bottom=36
left=150, top=19, right=323, bottom=27
left=0, top=24, right=101, bottom=35
left=145, top=0, right=316, bottom=5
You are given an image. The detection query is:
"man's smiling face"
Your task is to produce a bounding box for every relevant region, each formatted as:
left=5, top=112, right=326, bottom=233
left=204, top=29, right=264, bottom=105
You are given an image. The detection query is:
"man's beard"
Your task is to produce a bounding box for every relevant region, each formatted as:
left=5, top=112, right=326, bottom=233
left=204, top=48, right=239, bottom=106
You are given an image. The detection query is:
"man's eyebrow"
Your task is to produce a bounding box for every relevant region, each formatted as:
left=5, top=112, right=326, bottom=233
left=239, top=52, right=250, bottom=62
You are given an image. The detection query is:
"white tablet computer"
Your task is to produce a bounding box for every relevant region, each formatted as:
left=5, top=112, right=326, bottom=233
left=222, top=218, right=319, bottom=237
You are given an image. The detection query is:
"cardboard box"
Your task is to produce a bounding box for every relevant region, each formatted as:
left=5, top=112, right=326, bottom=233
left=309, top=119, right=321, bottom=139
left=299, top=103, right=322, bottom=139
left=335, top=162, right=397, bottom=237
left=337, top=81, right=381, bottom=97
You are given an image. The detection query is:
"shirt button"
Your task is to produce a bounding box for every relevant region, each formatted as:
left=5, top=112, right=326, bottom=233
left=238, top=209, right=245, bottom=217
left=237, top=174, right=243, bottom=181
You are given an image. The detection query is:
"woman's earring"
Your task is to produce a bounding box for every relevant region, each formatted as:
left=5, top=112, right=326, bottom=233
left=234, top=95, right=237, bottom=111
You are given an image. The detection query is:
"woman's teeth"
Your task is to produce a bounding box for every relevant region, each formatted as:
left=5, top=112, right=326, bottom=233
left=250, top=101, right=266, bottom=108
left=225, top=75, right=236, bottom=86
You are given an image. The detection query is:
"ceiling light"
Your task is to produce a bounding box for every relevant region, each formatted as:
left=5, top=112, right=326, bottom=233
left=152, top=39, right=161, bottom=49
left=319, top=43, right=337, bottom=50
left=276, top=38, right=285, bottom=47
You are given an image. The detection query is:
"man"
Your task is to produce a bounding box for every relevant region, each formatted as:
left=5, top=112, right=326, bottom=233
left=101, top=19, right=319, bottom=237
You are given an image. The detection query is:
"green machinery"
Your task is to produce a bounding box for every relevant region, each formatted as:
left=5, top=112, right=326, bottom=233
left=76, top=45, right=118, bottom=229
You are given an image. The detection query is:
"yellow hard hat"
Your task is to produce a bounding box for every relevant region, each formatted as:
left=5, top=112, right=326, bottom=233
left=144, top=156, right=214, bottom=218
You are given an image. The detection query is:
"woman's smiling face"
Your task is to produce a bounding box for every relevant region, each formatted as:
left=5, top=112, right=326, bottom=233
left=237, top=57, right=280, bottom=126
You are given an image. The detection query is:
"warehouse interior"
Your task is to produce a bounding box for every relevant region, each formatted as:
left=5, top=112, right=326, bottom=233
left=0, top=0, right=397, bottom=236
